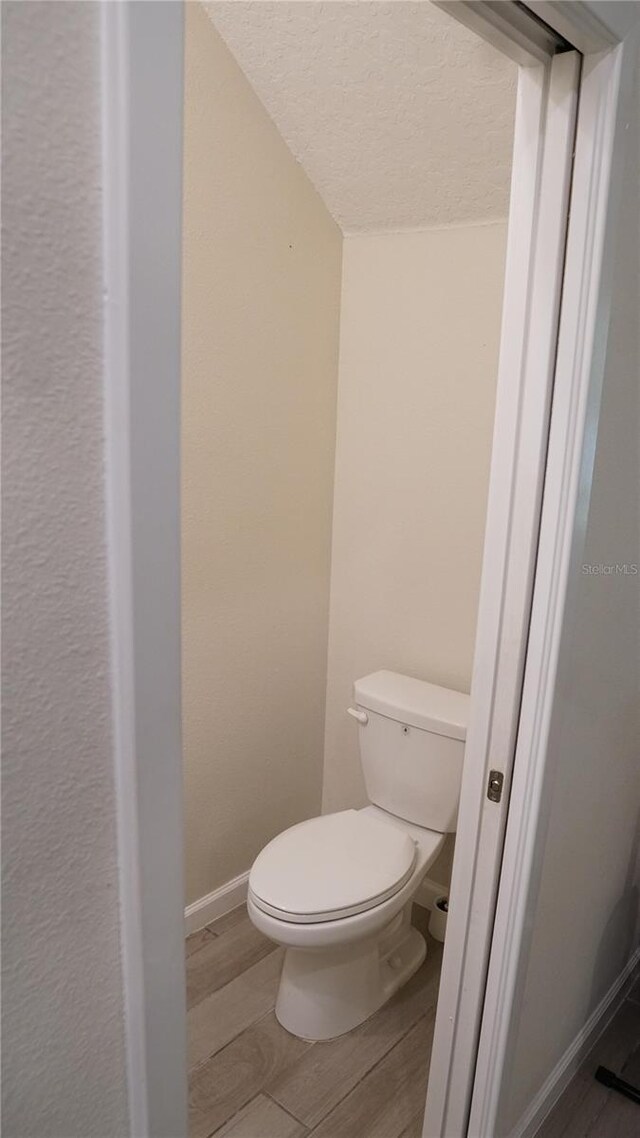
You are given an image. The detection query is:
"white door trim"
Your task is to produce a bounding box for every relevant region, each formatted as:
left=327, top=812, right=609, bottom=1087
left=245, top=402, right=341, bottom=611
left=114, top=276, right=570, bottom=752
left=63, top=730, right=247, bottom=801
left=426, top=3, right=639, bottom=1135
left=467, top=22, right=639, bottom=1136
left=102, top=3, right=145, bottom=1129
left=527, top=1, right=639, bottom=54
left=422, top=47, right=581, bottom=1138
left=102, top=3, right=187, bottom=1135
left=433, top=0, right=570, bottom=66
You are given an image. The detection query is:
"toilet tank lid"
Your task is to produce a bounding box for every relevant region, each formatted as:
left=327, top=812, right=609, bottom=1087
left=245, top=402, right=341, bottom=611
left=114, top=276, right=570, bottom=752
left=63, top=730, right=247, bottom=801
left=354, top=671, right=469, bottom=740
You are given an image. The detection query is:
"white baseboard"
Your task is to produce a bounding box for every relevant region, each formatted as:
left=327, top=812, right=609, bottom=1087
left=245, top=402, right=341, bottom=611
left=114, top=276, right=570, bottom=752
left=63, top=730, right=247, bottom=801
left=510, top=946, right=640, bottom=1138
left=185, top=871, right=249, bottom=935
left=414, top=876, right=449, bottom=912
left=185, top=870, right=448, bottom=936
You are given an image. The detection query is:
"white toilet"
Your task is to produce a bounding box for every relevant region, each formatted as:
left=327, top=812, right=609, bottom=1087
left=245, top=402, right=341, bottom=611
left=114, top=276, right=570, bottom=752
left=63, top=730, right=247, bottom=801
left=247, top=669, right=468, bottom=1041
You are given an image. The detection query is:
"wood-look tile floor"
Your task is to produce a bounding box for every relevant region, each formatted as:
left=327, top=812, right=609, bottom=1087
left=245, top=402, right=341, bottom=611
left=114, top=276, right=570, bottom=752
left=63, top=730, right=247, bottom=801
left=536, top=970, right=640, bottom=1138
left=186, top=904, right=442, bottom=1138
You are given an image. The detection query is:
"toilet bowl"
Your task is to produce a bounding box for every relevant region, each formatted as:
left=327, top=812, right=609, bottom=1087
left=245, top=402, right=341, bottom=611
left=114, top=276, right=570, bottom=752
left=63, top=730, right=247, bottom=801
left=248, top=805, right=445, bottom=1040
left=247, top=670, right=469, bottom=1041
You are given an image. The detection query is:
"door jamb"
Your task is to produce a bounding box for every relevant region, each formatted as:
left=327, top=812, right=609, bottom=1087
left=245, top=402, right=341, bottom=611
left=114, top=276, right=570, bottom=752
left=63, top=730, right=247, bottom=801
left=102, top=3, right=187, bottom=1136
left=423, top=44, right=581, bottom=1138
left=466, top=15, right=639, bottom=1137
left=425, top=4, right=639, bottom=1135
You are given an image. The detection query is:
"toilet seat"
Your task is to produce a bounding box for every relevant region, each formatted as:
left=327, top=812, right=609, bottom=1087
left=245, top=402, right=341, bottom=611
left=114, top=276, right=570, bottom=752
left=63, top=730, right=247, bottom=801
left=249, top=809, right=417, bottom=924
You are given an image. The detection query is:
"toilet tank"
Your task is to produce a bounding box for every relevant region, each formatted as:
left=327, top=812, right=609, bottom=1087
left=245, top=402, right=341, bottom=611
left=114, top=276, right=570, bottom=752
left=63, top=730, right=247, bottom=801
left=352, top=670, right=469, bottom=832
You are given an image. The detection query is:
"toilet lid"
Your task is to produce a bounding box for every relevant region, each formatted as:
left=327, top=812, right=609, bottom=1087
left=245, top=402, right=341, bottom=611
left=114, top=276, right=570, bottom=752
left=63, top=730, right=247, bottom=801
left=249, top=810, right=417, bottom=923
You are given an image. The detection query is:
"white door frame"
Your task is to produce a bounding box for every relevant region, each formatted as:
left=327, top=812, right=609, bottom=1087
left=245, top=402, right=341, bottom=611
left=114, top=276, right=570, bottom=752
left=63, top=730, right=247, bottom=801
left=425, top=4, right=639, bottom=1137
left=467, top=10, right=640, bottom=1138
left=101, top=3, right=639, bottom=1136
left=423, top=38, right=581, bottom=1138
left=102, top=4, right=187, bottom=1136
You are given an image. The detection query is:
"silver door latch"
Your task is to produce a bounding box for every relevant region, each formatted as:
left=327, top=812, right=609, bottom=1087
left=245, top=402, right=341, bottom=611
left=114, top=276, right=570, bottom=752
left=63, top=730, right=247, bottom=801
left=487, top=770, right=504, bottom=803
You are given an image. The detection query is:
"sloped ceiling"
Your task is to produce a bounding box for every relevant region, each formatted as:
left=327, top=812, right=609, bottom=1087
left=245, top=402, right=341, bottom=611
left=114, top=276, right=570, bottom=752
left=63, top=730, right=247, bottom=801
left=204, top=1, right=517, bottom=233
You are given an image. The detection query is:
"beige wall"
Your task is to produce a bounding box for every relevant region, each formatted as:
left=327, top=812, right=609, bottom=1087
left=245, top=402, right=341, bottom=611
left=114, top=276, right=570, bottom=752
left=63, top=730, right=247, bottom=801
left=322, top=223, right=507, bottom=888
left=182, top=4, right=342, bottom=904
left=502, top=52, right=640, bottom=1134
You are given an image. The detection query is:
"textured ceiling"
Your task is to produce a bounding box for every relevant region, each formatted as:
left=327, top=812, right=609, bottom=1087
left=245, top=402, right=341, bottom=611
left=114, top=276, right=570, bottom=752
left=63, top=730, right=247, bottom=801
left=204, top=1, right=517, bottom=233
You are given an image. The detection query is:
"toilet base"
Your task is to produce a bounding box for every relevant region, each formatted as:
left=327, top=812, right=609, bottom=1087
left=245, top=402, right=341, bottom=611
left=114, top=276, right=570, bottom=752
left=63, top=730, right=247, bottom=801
left=274, top=903, right=426, bottom=1041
